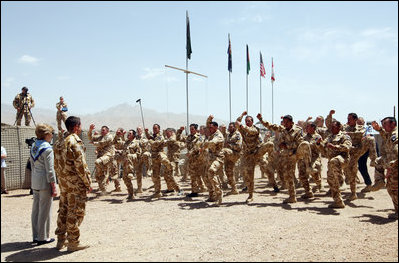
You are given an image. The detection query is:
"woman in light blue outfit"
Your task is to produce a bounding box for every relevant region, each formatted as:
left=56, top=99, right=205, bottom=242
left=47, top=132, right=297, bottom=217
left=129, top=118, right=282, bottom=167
left=30, top=123, right=58, bottom=245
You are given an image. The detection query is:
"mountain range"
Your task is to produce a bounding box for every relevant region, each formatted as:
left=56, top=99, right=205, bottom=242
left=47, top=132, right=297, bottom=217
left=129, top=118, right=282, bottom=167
left=1, top=103, right=228, bottom=131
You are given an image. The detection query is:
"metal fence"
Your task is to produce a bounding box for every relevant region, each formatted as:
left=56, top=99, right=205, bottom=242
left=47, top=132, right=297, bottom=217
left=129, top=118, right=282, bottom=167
left=1, top=123, right=97, bottom=190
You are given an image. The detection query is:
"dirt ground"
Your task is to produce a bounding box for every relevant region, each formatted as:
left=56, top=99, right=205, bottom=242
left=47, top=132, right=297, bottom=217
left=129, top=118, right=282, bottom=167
left=1, top=159, right=398, bottom=262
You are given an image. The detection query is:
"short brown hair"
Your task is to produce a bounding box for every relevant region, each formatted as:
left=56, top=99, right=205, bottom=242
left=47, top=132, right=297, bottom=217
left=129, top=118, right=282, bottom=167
left=35, top=123, right=54, bottom=140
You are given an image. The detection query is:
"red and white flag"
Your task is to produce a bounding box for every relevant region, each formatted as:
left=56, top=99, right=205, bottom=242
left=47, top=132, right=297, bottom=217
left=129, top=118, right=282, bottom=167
left=271, top=57, right=275, bottom=83
left=260, top=52, right=266, bottom=78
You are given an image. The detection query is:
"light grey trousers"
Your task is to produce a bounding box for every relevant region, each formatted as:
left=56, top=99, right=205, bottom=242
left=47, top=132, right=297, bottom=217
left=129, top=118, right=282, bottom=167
left=31, top=189, right=53, bottom=241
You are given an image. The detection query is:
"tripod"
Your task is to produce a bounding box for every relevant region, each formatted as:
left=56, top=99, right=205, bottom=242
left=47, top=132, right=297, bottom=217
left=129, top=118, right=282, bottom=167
left=14, top=102, right=36, bottom=126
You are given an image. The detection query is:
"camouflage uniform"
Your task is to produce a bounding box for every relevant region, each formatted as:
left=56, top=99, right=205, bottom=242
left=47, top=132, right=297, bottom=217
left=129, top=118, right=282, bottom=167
left=177, top=129, right=206, bottom=194
left=318, top=131, right=352, bottom=207
left=88, top=130, right=120, bottom=193
left=374, top=126, right=398, bottom=216
left=236, top=116, right=274, bottom=201
left=145, top=130, right=181, bottom=197
left=13, top=92, right=35, bottom=126
left=339, top=122, right=377, bottom=200
left=113, top=133, right=125, bottom=178
left=121, top=138, right=142, bottom=198
left=263, top=133, right=285, bottom=189
left=203, top=121, right=225, bottom=203
left=54, top=131, right=69, bottom=245
left=259, top=119, right=311, bottom=202
left=303, top=132, right=323, bottom=192
left=58, top=133, right=91, bottom=247
left=136, top=135, right=152, bottom=179
left=221, top=130, right=242, bottom=194
left=56, top=101, right=68, bottom=131
left=165, top=133, right=183, bottom=178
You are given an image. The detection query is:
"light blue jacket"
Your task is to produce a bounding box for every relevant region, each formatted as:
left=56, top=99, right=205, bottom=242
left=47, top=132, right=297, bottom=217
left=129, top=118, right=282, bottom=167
left=30, top=142, right=56, bottom=191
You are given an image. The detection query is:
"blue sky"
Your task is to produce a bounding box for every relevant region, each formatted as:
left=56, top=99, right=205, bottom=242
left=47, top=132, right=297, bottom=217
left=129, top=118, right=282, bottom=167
left=1, top=1, right=398, bottom=125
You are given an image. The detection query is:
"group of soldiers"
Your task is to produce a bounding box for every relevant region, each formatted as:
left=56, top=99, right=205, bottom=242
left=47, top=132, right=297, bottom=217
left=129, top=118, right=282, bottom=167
left=52, top=109, right=397, bottom=219
left=12, top=87, right=398, bottom=219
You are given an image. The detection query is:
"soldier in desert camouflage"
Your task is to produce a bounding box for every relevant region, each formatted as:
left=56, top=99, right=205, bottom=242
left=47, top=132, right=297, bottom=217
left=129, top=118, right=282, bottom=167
left=88, top=124, right=120, bottom=195
left=370, top=117, right=398, bottom=220
left=57, top=116, right=92, bottom=251
left=13, top=86, right=35, bottom=126
left=317, top=118, right=352, bottom=209
left=56, top=96, right=68, bottom=131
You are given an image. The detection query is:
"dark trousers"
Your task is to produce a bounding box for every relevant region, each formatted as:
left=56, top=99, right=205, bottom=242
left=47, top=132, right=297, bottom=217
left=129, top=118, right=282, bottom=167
left=358, top=150, right=372, bottom=186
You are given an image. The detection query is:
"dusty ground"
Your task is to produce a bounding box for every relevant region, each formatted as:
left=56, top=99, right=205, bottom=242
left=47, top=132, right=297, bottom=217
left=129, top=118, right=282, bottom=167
left=1, top=159, right=398, bottom=262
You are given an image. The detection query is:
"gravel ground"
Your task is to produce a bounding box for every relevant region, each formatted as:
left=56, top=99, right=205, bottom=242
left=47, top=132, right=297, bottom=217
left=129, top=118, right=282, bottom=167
left=1, top=159, right=398, bottom=262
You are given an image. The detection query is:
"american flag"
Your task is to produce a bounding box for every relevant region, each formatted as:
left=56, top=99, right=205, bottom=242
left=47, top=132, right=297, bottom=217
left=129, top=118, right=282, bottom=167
left=260, top=52, right=265, bottom=78
left=271, top=57, right=275, bottom=83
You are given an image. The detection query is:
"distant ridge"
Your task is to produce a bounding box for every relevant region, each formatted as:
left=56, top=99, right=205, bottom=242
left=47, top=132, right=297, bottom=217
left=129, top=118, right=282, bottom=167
left=1, top=103, right=227, bottom=131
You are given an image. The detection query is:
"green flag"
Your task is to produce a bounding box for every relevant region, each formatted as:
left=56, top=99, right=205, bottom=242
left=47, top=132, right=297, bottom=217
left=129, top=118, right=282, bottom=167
left=246, top=44, right=250, bottom=75
left=186, top=11, right=192, bottom=60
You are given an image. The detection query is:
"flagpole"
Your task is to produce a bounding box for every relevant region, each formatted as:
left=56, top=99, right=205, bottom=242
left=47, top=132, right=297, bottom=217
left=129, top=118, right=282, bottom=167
left=271, top=57, right=274, bottom=124
left=272, top=80, right=274, bottom=124
left=260, top=63, right=262, bottom=116
left=186, top=56, right=189, bottom=133
left=246, top=74, right=248, bottom=113
left=229, top=71, right=231, bottom=123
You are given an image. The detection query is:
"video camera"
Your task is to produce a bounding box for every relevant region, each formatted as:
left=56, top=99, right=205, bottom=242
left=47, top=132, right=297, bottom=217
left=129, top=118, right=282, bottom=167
left=25, top=137, right=36, bottom=148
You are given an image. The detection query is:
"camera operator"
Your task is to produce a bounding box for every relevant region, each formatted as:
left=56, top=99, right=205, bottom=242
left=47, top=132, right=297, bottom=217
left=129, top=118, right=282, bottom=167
left=13, top=86, right=35, bottom=126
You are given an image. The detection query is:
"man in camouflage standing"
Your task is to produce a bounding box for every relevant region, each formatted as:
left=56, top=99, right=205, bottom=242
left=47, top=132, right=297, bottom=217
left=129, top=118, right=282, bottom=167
left=56, top=96, right=68, bottom=131
left=13, top=86, right=35, bottom=126
left=327, top=111, right=377, bottom=201
left=88, top=124, right=120, bottom=195
left=235, top=111, right=273, bottom=203
left=303, top=121, right=324, bottom=193
left=136, top=126, right=151, bottom=180
left=145, top=124, right=183, bottom=198
left=317, top=118, right=352, bottom=208
left=177, top=124, right=206, bottom=198
left=113, top=128, right=126, bottom=179
left=56, top=116, right=92, bottom=251
left=371, top=117, right=398, bottom=219
left=53, top=129, right=69, bottom=250
left=202, top=115, right=225, bottom=205
left=257, top=113, right=312, bottom=203
left=165, top=128, right=183, bottom=178
left=221, top=122, right=242, bottom=195
left=118, top=129, right=142, bottom=200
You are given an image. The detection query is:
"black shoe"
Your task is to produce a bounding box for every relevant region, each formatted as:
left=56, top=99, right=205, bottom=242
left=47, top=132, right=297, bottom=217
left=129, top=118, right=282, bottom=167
left=32, top=239, right=38, bottom=244
left=29, top=189, right=33, bottom=195
left=36, top=238, right=55, bottom=246
left=273, top=186, right=280, bottom=193
left=186, top=192, right=199, bottom=198
left=164, top=189, right=174, bottom=194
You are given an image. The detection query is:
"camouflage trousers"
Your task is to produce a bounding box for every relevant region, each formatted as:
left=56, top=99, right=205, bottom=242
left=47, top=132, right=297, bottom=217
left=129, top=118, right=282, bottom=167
left=151, top=152, right=180, bottom=195
left=95, top=153, right=119, bottom=192
left=386, top=166, right=398, bottom=213
left=168, top=153, right=181, bottom=177
left=374, top=156, right=390, bottom=184
left=121, top=154, right=140, bottom=197
left=55, top=186, right=87, bottom=246
left=264, top=152, right=284, bottom=187
left=223, top=149, right=240, bottom=192
left=327, top=155, right=347, bottom=203
left=56, top=111, right=67, bottom=131
left=206, top=157, right=224, bottom=200
left=257, top=154, right=277, bottom=188
left=187, top=155, right=206, bottom=193
left=310, top=157, right=322, bottom=189
left=344, top=143, right=371, bottom=195
left=15, top=111, right=31, bottom=126
left=139, top=152, right=152, bottom=177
